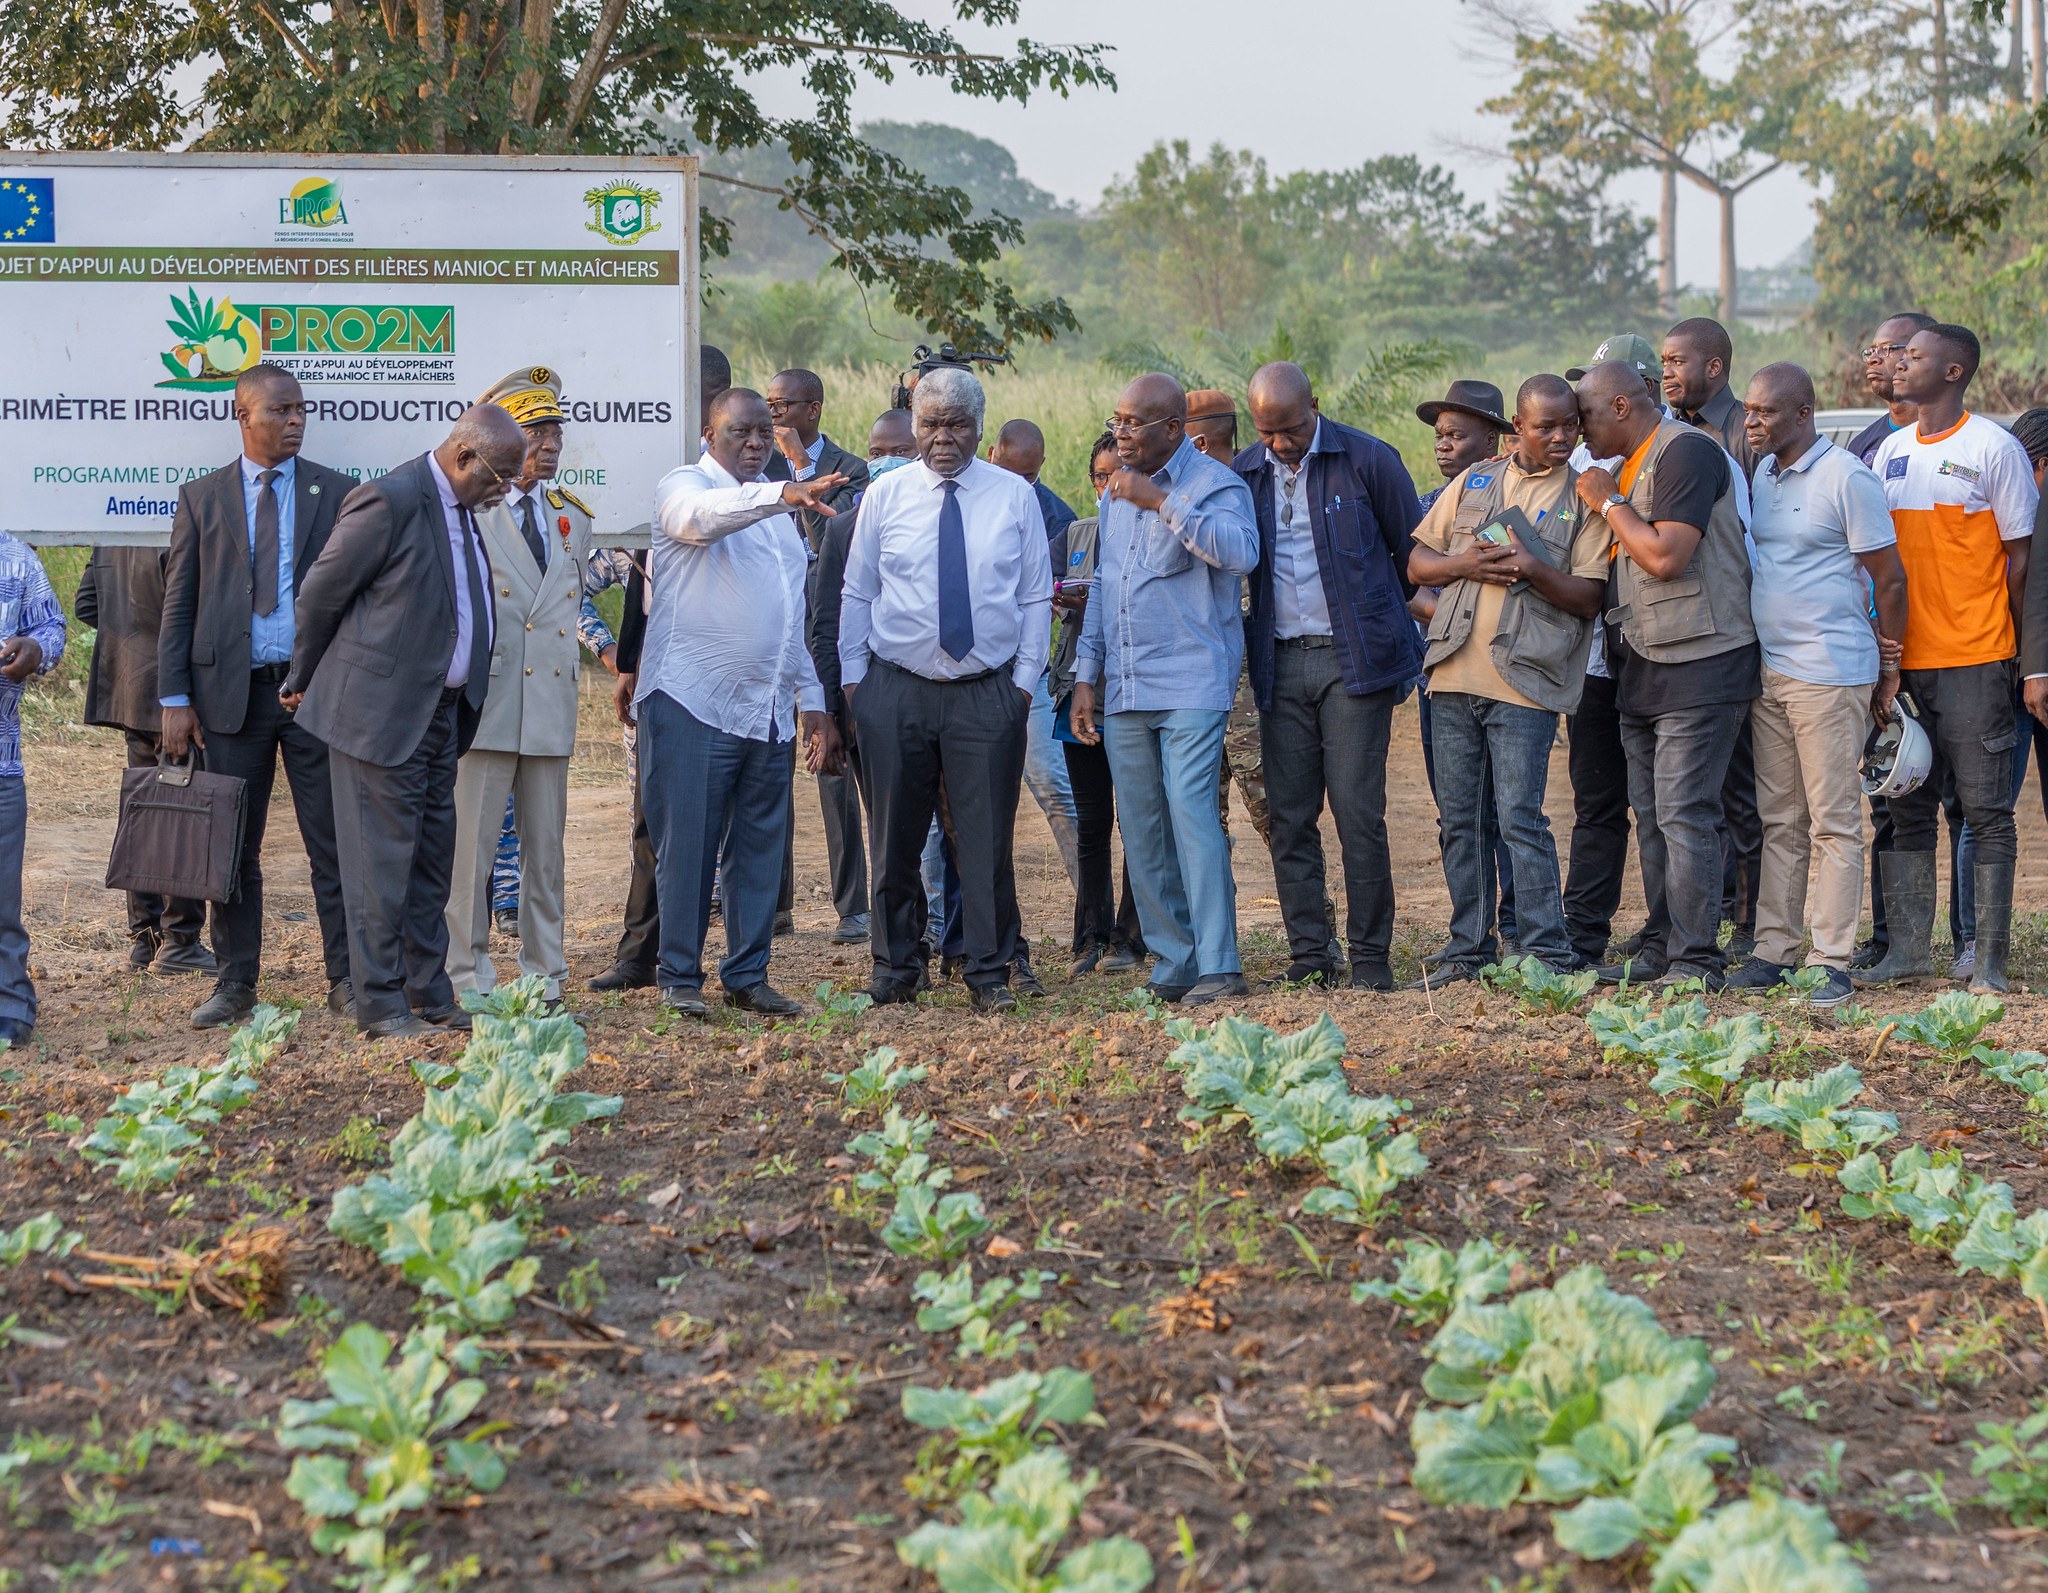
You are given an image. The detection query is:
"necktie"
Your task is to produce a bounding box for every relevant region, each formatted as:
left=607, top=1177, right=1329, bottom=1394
left=459, top=507, right=492, bottom=708
left=253, top=469, right=281, bottom=618
left=518, top=492, right=548, bottom=569
left=936, top=478, right=974, bottom=662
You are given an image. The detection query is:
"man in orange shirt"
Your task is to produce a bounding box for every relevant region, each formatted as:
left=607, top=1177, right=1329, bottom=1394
left=1862, top=323, right=2037, bottom=994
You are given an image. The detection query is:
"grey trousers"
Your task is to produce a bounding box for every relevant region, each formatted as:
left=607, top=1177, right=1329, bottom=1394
left=1619, top=699, right=1750, bottom=973
left=1258, top=640, right=1399, bottom=974
left=328, top=696, right=461, bottom=1027
left=447, top=750, right=570, bottom=1000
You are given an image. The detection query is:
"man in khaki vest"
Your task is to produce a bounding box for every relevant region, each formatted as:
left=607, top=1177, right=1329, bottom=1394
left=1574, top=360, right=1758, bottom=990
left=445, top=366, right=596, bottom=1005
left=1408, top=375, right=1610, bottom=981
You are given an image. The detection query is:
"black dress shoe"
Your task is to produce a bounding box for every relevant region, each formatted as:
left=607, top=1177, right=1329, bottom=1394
left=830, top=914, right=870, bottom=945
left=327, top=979, right=355, bottom=1020
left=970, top=984, right=1018, bottom=1015
left=191, top=982, right=257, bottom=1030
left=660, top=986, right=709, bottom=1018
left=155, top=938, right=218, bottom=976
left=1147, top=981, right=1194, bottom=1004
left=1181, top=973, right=1250, bottom=1005
left=128, top=932, right=159, bottom=970
left=1406, top=961, right=1479, bottom=990
left=362, top=1013, right=440, bottom=1040
left=724, top=982, right=802, bottom=1017
left=864, top=980, right=919, bottom=1007
left=1013, top=961, right=1047, bottom=999
left=773, top=910, right=795, bottom=937
left=1597, top=951, right=1668, bottom=984
left=589, top=962, right=656, bottom=992
left=1349, top=963, right=1395, bottom=991
left=416, top=1005, right=472, bottom=1031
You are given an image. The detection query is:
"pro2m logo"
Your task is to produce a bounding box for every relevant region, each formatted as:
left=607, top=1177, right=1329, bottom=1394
left=253, top=303, right=453, bottom=354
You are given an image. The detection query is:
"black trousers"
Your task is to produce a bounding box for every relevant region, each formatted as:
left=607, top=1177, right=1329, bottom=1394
left=614, top=770, right=660, bottom=973
left=852, top=661, right=1027, bottom=991
left=818, top=765, right=869, bottom=921
left=1718, top=711, right=1762, bottom=932
left=327, top=694, right=461, bottom=1026
left=1061, top=735, right=1144, bottom=957
left=198, top=684, right=350, bottom=988
left=123, top=731, right=207, bottom=946
left=1562, top=670, right=1669, bottom=964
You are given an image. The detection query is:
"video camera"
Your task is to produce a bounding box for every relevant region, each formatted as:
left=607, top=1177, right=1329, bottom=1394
left=889, top=343, right=1011, bottom=410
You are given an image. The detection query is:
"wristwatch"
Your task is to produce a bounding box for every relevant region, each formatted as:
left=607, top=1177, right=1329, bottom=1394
left=1601, top=494, right=1627, bottom=516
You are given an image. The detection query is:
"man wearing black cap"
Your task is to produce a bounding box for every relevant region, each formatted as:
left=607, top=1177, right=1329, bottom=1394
left=1411, top=380, right=1518, bottom=958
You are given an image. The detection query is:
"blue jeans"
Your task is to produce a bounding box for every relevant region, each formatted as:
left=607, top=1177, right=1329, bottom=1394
left=1427, top=692, right=1571, bottom=968
left=1419, top=688, right=1519, bottom=941
left=1955, top=688, right=2048, bottom=939
left=641, top=691, right=794, bottom=992
left=0, top=776, right=29, bottom=1035
left=920, top=818, right=963, bottom=958
left=1103, top=709, right=1238, bottom=988
left=1023, top=670, right=1082, bottom=889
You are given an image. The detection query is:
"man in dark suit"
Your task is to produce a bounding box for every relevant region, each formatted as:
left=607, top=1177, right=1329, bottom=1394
left=767, top=367, right=869, bottom=550
left=158, top=365, right=356, bottom=1027
left=286, top=404, right=528, bottom=1039
left=77, top=546, right=213, bottom=975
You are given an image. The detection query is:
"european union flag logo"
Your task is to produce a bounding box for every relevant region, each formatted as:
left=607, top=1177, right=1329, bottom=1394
left=0, top=178, right=52, bottom=243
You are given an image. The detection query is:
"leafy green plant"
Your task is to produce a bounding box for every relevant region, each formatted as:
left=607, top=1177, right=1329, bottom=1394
left=1242, top=1078, right=1405, bottom=1162
left=883, top=1180, right=993, bottom=1261
left=1169, top=1011, right=1346, bottom=1124
left=827, top=1045, right=929, bottom=1119
left=1837, top=1144, right=2011, bottom=1247
left=1971, top=1045, right=2048, bottom=1116
left=1481, top=956, right=1598, bottom=1013
left=556, top=1259, right=606, bottom=1318
left=78, top=1006, right=298, bottom=1189
left=1354, top=1236, right=1521, bottom=1325
left=1, top=1211, right=81, bottom=1264
left=1299, top=1130, right=1429, bottom=1228
left=1887, top=991, right=2004, bottom=1058
left=756, top=1360, right=861, bottom=1426
left=1588, top=995, right=1707, bottom=1059
left=1740, top=1064, right=1899, bottom=1169
left=814, top=982, right=875, bottom=1020
left=848, top=1108, right=939, bottom=1191
left=1969, top=1399, right=2048, bottom=1527
left=914, top=1263, right=1055, bottom=1359
left=897, top=1447, right=1150, bottom=1593
left=370, top=1205, right=538, bottom=1333
left=278, top=1322, right=505, bottom=1586
left=1646, top=1489, right=1867, bottom=1592
left=1410, top=1266, right=1733, bottom=1563
left=902, top=1367, right=1100, bottom=1477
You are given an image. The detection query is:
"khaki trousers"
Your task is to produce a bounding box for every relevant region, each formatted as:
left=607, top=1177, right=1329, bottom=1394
left=1751, top=667, right=1871, bottom=970
left=446, top=750, right=570, bottom=1000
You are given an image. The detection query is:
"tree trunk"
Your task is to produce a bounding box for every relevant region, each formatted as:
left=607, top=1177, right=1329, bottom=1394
left=1718, top=186, right=1737, bottom=326
left=1933, top=0, right=1951, bottom=133
left=418, top=0, right=448, bottom=153
left=505, top=0, right=556, bottom=148
left=1660, top=159, right=1679, bottom=318
left=2032, top=0, right=2045, bottom=104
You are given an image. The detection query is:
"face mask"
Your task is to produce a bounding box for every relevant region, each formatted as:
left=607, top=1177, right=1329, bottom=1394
left=867, top=453, right=914, bottom=477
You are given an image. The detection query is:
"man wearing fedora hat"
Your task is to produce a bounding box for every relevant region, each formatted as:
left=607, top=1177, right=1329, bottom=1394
left=444, top=365, right=598, bottom=1007
left=1412, top=380, right=1518, bottom=959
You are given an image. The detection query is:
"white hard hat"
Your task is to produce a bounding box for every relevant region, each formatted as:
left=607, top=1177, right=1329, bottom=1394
left=1862, top=693, right=1933, bottom=798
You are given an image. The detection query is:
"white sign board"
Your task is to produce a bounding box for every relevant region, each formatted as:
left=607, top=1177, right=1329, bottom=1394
left=0, top=154, right=696, bottom=546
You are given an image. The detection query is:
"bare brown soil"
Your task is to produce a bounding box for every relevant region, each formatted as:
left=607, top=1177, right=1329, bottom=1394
left=8, top=683, right=2048, bottom=1590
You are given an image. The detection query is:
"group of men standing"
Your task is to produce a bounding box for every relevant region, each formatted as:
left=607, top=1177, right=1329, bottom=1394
left=5, top=304, right=2042, bottom=1044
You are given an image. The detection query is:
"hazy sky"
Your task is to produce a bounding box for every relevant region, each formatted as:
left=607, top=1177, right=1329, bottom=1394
left=756, top=0, right=1818, bottom=284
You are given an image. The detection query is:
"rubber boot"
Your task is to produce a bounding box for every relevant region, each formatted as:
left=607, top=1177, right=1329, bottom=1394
left=1853, top=849, right=1936, bottom=986
left=1970, top=857, right=2013, bottom=995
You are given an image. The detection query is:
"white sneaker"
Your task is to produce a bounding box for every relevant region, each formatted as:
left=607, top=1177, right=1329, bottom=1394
left=1950, top=940, right=1976, bottom=980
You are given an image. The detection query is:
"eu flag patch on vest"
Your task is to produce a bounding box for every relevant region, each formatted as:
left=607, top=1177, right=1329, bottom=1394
left=0, top=178, right=52, bottom=242
left=1885, top=457, right=1908, bottom=480
left=1465, top=473, right=1493, bottom=490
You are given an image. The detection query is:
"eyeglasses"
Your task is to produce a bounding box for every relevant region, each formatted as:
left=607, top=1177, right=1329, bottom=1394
left=472, top=453, right=507, bottom=489
left=1104, top=415, right=1176, bottom=436
left=1862, top=342, right=1908, bottom=360
left=764, top=397, right=813, bottom=416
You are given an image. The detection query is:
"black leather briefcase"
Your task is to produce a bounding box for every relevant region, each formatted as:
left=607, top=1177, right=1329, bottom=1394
left=104, top=755, right=248, bottom=904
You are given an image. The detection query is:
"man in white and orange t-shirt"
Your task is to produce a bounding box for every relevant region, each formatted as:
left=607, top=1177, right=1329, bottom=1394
left=1863, top=322, right=2037, bottom=995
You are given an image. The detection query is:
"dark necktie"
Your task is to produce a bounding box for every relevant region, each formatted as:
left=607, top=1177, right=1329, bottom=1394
left=253, top=469, right=281, bottom=617
left=937, top=478, right=974, bottom=662
left=459, top=507, right=492, bottom=708
left=518, top=492, right=548, bottom=569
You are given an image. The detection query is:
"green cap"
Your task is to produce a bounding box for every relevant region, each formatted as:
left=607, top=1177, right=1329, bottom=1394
left=1565, top=334, right=1659, bottom=385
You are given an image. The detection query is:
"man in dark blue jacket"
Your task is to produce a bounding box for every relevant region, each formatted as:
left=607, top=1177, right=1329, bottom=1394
left=1238, top=361, right=1424, bottom=989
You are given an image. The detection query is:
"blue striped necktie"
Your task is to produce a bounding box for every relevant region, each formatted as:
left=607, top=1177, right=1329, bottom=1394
left=937, top=478, right=974, bottom=661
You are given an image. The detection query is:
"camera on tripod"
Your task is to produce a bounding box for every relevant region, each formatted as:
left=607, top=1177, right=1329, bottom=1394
left=889, top=343, right=1011, bottom=409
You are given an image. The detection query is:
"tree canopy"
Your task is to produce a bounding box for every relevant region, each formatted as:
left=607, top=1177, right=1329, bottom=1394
left=0, top=0, right=1113, bottom=352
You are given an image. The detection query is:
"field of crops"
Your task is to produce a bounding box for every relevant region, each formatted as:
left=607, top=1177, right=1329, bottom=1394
left=10, top=878, right=2048, bottom=1593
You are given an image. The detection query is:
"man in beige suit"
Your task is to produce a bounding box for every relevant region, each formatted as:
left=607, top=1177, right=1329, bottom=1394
left=446, top=367, right=596, bottom=1004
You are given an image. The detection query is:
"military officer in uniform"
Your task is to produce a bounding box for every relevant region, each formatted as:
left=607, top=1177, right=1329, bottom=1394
left=445, top=366, right=598, bottom=1004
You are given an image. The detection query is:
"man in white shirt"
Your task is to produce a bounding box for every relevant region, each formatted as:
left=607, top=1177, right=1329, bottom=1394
left=637, top=387, right=845, bottom=1019
left=840, top=366, right=1054, bottom=1014
left=1727, top=364, right=1907, bottom=1008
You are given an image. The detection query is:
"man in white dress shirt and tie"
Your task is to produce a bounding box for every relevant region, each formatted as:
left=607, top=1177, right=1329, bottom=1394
left=444, top=366, right=597, bottom=1008
left=839, top=366, right=1054, bottom=1015
left=637, top=387, right=845, bottom=1019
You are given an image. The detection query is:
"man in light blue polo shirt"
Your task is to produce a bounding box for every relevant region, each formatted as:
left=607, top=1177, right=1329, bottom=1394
left=1727, top=363, right=1907, bottom=1007
left=1070, top=373, right=1260, bottom=1006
